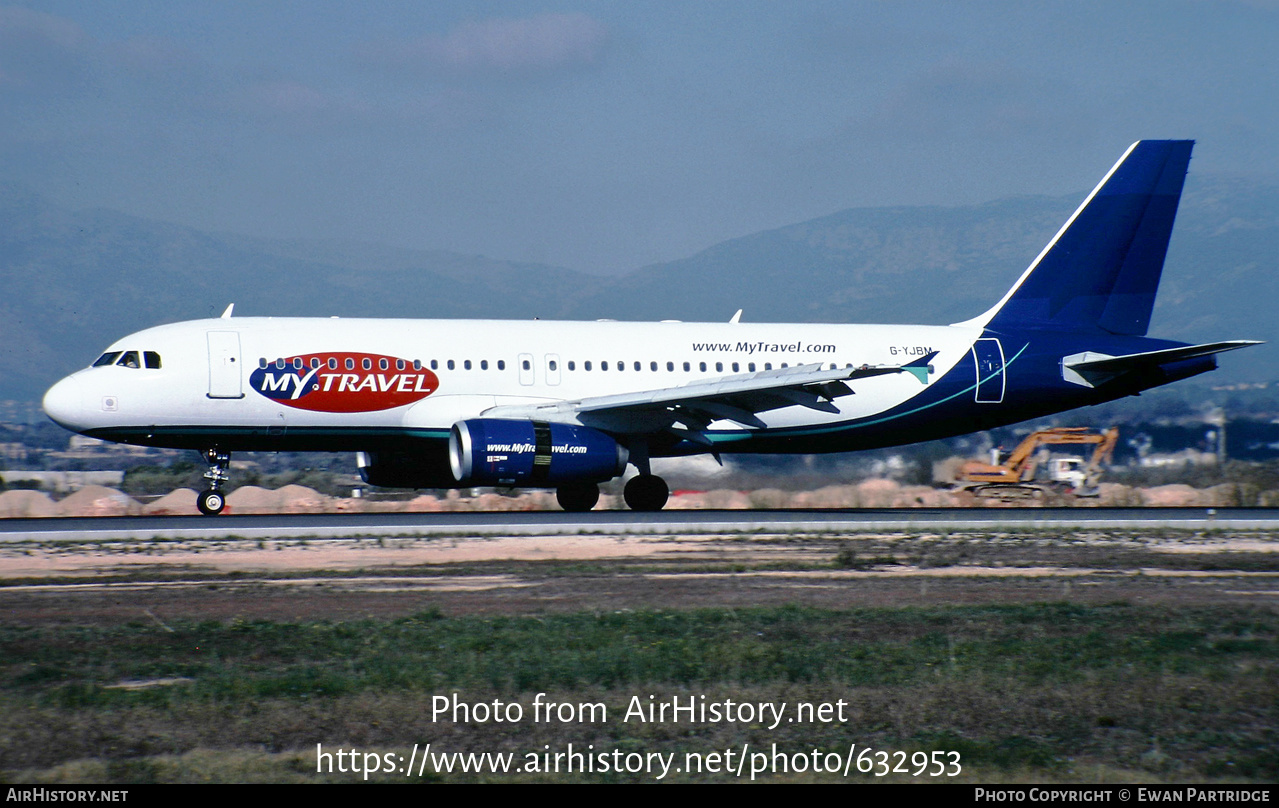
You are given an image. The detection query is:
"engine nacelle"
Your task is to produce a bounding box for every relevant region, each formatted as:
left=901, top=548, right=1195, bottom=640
left=449, top=419, right=629, bottom=487
left=357, top=448, right=457, bottom=489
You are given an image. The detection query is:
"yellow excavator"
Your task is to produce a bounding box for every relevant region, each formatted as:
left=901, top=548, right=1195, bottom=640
left=954, top=427, right=1119, bottom=499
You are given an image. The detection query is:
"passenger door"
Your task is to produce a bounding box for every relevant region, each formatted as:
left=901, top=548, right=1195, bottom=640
left=972, top=338, right=1005, bottom=404
left=207, top=331, right=244, bottom=399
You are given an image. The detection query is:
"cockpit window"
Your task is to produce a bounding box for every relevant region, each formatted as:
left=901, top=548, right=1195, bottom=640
left=93, top=350, right=161, bottom=369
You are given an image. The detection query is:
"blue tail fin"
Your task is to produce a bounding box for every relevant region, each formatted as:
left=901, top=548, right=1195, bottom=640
left=970, top=140, right=1193, bottom=336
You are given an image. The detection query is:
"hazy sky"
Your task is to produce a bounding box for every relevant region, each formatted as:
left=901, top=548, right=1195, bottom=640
left=3, top=1, right=1277, bottom=273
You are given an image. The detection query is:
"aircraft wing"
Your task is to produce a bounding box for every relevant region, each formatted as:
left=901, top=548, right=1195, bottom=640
left=1062, top=340, right=1262, bottom=387
left=483, top=352, right=936, bottom=442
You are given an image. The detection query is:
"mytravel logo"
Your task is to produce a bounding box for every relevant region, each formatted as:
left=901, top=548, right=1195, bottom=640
left=249, top=353, right=439, bottom=413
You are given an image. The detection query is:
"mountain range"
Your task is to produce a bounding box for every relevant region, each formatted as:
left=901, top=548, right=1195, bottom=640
left=2, top=173, right=1275, bottom=403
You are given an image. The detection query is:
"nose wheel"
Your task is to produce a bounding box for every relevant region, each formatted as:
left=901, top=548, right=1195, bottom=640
left=197, top=489, right=226, bottom=516
left=197, top=448, right=231, bottom=516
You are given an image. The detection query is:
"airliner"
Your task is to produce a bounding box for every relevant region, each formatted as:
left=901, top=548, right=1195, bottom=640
left=42, top=141, right=1259, bottom=515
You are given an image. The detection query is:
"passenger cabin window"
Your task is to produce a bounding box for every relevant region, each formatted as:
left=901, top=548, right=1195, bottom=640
left=498, top=360, right=506, bottom=371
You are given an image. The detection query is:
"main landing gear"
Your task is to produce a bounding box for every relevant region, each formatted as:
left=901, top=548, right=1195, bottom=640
left=197, top=448, right=230, bottom=516
left=624, top=474, right=669, bottom=511
left=553, top=475, right=670, bottom=512
left=622, top=444, right=668, bottom=512
left=556, top=481, right=600, bottom=512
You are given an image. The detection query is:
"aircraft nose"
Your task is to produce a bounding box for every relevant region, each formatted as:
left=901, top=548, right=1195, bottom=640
left=43, top=375, right=87, bottom=431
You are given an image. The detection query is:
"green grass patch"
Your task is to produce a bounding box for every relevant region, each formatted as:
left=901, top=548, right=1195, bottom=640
left=4, top=603, right=1276, bottom=706
left=3, top=602, right=1276, bottom=782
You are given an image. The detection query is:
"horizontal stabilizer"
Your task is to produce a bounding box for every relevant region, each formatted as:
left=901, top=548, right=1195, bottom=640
left=1062, top=340, right=1262, bottom=387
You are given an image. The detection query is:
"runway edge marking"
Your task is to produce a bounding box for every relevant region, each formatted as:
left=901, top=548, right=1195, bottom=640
left=5, top=514, right=1279, bottom=542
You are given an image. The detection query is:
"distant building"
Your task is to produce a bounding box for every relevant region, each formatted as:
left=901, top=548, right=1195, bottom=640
left=51, top=434, right=177, bottom=459
left=0, top=470, right=125, bottom=492
left=1138, top=449, right=1218, bottom=467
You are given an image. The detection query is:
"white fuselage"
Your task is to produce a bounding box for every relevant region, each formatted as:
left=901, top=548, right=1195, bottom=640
left=44, top=316, right=980, bottom=443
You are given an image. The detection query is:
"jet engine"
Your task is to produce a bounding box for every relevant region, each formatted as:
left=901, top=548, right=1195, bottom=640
left=356, top=447, right=457, bottom=489
left=449, top=419, right=628, bottom=487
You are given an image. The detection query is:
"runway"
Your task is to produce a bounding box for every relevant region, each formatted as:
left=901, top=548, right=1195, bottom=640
left=3, top=507, right=1279, bottom=542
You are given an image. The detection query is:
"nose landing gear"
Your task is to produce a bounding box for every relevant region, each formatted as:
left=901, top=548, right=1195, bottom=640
left=197, top=448, right=231, bottom=516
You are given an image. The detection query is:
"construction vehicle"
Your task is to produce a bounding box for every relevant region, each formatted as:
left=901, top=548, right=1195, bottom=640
left=954, top=427, right=1119, bottom=500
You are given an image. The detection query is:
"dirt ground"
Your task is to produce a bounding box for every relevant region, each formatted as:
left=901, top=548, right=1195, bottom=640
left=3, top=529, right=1278, bottom=626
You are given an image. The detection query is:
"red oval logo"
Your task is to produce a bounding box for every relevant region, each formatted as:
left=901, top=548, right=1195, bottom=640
left=249, top=353, right=439, bottom=413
